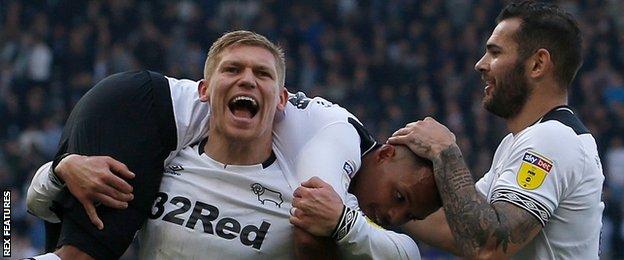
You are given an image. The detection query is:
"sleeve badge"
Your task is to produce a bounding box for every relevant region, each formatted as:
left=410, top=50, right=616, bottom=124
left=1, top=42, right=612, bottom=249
left=516, top=151, right=553, bottom=190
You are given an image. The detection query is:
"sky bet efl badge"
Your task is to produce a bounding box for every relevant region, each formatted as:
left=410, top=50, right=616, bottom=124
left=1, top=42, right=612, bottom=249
left=517, top=151, right=553, bottom=190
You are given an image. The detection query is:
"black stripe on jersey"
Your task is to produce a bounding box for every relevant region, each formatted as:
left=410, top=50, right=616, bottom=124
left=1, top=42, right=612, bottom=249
left=347, top=117, right=379, bottom=156
left=540, top=105, right=589, bottom=135
left=490, top=188, right=551, bottom=227
left=196, top=137, right=276, bottom=169
left=262, top=151, right=277, bottom=168
left=198, top=137, right=208, bottom=155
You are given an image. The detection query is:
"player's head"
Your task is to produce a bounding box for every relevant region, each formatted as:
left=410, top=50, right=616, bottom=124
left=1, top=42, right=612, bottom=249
left=474, top=0, right=582, bottom=119
left=352, top=144, right=441, bottom=228
left=199, top=30, right=288, bottom=141
left=203, top=30, right=286, bottom=89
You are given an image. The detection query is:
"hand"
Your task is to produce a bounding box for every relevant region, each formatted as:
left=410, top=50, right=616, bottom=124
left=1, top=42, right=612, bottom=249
left=387, top=117, right=457, bottom=160
left=289, top=177, right=344, bottom=237
left=55, top=155, right=135, bottom=230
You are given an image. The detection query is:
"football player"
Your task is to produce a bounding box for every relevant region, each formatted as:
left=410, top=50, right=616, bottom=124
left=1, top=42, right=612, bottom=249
left=27, top=31, right=439, bottom=259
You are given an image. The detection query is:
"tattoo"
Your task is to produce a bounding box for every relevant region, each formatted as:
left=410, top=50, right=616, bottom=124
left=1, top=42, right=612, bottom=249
left=432, top=145, right=541, bottom=257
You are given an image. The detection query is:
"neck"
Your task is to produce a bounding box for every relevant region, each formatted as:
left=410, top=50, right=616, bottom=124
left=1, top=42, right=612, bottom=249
left=506, top=83, right=567, bottom=134
left=204, top=131, right=273, bottom=165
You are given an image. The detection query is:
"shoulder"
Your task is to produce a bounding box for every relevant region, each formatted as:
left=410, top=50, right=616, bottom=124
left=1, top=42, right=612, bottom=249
left=273, top=92, right=372, bottom=160
left=276, top=92, right=360, bottom=140
left=284, top=92, right=356, bottom=125
left=512, top=107, right=596, bottom=175
left=513, top=121, right=582, bottom=168
left=165, top=76, right=201, bottom=96
left=517, top=107, right=590, bottom=151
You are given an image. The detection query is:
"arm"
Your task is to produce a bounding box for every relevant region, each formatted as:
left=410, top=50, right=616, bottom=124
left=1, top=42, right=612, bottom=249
left=293, top=226, right=339, bottom=259
left=389, top=118, right=542, bottom=258
left=433, top=145, right=541, bottom=258
left=27, top=161, right=63, bottom=223
left=290, top=122, right=421, bottom=259
left=26, top=155, right=135, bottom=229
left=335, top=206, right=421, bottom=259
left=401, top=209, right=461, bottom=256
left=291, top=177, right=421, bottom=259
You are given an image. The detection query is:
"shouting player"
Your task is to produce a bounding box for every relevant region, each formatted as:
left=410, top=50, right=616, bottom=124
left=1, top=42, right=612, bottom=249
left=27, top=30, right=439, bottom=259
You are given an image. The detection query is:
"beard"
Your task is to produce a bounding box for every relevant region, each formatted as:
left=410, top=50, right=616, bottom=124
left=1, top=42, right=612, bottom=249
left=483, top=60, right=531, bottom=119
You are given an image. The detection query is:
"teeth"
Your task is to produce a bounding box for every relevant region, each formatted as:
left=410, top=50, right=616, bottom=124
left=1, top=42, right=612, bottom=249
left=232, top=96, right=257, bottom=106
left=232, top=96, right=258, bottom=106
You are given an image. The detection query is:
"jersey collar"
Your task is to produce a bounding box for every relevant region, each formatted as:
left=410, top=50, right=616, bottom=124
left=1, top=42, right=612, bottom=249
left=197, top=137, right=277, bottom=169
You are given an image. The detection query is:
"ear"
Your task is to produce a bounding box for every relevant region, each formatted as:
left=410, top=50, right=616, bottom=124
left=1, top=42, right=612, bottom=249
left=276, top=87, right=288, bottom=111
left=376, top=144, right=396, bottom=163
left=528, top=48, right=552, bottom=80
left=198, top=79, right=209, bottom=102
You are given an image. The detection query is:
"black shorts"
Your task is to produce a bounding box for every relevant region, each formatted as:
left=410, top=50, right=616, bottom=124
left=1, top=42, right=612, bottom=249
left=52, top=70, right=176, bottom=259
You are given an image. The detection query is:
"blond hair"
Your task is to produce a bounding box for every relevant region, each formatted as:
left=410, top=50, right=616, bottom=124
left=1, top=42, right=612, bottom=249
left=203, top=30, right=286, bottom=88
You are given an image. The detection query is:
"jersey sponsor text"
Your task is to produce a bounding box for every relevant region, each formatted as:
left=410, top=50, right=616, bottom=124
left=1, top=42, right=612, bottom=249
left=149, top=191, right=271, bottom=250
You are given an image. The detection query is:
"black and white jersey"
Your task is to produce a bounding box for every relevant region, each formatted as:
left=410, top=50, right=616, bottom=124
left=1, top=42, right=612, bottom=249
left=475, top=106, right=604, bottom=259
left=139, top=142, right=294, bottom=259
left=164, top=77, right=209, bottom=164
left=28, top=80, right=421, bottom=259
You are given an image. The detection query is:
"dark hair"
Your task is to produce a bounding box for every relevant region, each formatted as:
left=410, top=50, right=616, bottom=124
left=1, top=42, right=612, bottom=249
left=497, top=0, right=583, bottom=88
left=392, top=145, right=433, bottom=170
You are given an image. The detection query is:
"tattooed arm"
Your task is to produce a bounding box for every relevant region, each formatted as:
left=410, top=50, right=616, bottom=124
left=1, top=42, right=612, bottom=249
left=389, top=118, right=542, bottom=258
left=433, top=145, right=541, bottom=258
left=402, top=209, right=461, bottom=256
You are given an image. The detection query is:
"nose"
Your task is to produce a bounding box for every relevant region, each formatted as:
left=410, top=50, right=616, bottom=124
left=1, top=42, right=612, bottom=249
left=474, top=54, right=488, bottom=73
left=239, top=68, right=257, bottom=89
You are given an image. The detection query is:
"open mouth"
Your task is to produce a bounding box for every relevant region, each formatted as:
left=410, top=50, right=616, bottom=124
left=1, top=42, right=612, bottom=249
left=483, top=77, right=495, bottom=95
left=228, top=95, right=259, bottom=119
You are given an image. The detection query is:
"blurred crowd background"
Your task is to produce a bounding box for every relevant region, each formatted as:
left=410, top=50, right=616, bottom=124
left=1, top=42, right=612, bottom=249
left=1, top=0, right=622, bottom=259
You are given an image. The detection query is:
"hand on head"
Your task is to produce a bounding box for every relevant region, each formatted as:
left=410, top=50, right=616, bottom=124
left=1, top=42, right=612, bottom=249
left=387, top=117, right=457, bottom=160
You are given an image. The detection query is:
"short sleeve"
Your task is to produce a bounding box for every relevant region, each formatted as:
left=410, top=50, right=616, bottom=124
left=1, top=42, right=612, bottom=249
left=475, top=170, right=496, bottom=197
left=488, top=127, right=577, bottom=226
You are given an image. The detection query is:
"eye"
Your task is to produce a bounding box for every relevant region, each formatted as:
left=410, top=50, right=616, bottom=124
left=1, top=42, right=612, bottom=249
left=395, top=191, right=405, bottom=202
left=224, top=66, right=240, bottom=73
left=257, top=70, right=273, bottom=79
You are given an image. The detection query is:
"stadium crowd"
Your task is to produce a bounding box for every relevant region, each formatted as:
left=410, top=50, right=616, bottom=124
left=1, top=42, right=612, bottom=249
left=1, top=0, right=622, bottom=258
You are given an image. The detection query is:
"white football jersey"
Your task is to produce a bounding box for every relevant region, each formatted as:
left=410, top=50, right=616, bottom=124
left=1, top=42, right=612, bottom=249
left=475, top=106, right=604, bottom=259
left=166, top=81, right=370, bottom=205
left=158, top=87, right=420, bottom=259
left=139, top=142, right=294, bottom=259
left=164, top=77, right=210, bottom=164
left=27, top=78, right=420, bottom=259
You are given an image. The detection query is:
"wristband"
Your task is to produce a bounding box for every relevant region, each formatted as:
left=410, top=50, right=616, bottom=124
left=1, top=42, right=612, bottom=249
left=331, top=205, right=359, bottom=241
left=51, top=153, right=73, bottom=185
